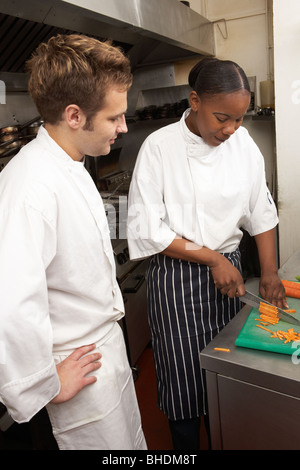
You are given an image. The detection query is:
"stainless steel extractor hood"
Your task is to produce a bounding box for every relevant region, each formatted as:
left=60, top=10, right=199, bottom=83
left=0, top=0, right=215, bottom=72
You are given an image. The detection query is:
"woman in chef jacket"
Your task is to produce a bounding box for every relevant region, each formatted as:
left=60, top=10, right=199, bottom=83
left=127, top=57, right=286, bottom=450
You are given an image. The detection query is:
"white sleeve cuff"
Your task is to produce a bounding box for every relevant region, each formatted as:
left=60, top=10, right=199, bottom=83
left=0, top=360, right=60, bottom=423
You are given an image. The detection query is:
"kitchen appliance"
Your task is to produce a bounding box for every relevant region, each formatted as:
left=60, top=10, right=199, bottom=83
left=0, top=0, right=214, bottom=73
left=235, top=296, right=300, bottom=355
left=112, top=238, right=151, bottom=371
left=112, top=240, right=151, bottom=373
left=0, top=116, right=43, bottom=172
left=98, top=170, right=132, bottom=194
left=101, top=183, right=151, bottom=370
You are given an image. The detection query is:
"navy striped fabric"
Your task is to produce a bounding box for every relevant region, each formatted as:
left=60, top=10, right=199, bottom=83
left=147, top=250, right=242, bottom=420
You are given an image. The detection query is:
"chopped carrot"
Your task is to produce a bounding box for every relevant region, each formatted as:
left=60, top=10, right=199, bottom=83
left=259, top=311, right=277, bottom=318
left=256, top=323, right=300, bottom=343
left=259, top=301, right=277, bottom=308
left=283, top=309, right=296, bottom=313
left=258, top=301, right=280, bottom=325
left=214, top=348, right=230, bottom=352
left=259, top=306, right=278, bottom=315
left=259, top=303, right=277, bottom=312
left=259, top=313, right=279, bottom=325
left=256, top=324, right=273, bottom=333
left=254, top=300, right=300, bottom=345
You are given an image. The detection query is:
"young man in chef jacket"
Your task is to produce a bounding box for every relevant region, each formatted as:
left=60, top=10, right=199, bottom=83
left=0, top=34, right=147, bottom=450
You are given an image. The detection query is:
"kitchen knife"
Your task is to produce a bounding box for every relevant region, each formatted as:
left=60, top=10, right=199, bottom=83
left=239, top=290, right=300, bottom=326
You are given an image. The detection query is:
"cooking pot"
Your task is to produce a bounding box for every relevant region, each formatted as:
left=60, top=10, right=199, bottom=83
left=0, top=116, right=42, bottom=146
left=20, top=116, right=43, bottom=135
left=0, top=132, right=19, bottom=143
left=0, top=125, right=19, bottom=134
left=0, top=116, right=42, bottom=139
left=0, top=125, right=20, bottom=144
left=0, top=135, right=35, bottom=153
left=26, top=119, right=44, bottom=135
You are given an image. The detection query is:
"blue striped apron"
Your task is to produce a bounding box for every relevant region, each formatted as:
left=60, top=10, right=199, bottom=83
left=146, top=250, right=242, bottom=421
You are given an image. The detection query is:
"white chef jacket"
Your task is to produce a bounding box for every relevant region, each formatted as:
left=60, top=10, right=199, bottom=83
left=0, top=127, right=125, bottom=423
left=127, top=109, right=278, bottom=260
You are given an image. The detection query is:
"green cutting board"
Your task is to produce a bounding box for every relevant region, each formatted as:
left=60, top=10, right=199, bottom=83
left=235, top=297, right=300, bottom=355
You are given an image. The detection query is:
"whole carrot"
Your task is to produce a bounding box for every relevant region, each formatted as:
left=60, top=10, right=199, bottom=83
left=282, top=280, right=300, bottom=291
left=283, top=286, right=300, bottom=299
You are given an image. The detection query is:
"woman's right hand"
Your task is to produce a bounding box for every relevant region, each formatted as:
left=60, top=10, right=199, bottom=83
left=162, top=237, right=245, bottom=298
left=209, top=252, right=245, bottom=298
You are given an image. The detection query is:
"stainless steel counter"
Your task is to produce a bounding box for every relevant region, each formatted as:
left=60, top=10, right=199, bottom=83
left=201, top=304, right=300, bottom=396
left=200, top=305, right=300, bottom=449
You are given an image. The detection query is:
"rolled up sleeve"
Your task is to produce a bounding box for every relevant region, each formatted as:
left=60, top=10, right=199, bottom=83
left=242, top=144, right=279, bottom=236
left=127, top=140, right=176, bottom=260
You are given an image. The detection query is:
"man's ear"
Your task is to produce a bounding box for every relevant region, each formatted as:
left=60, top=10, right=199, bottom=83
left=64, top=104, right=86, bottom=129
left=189, top=91, right=200, bottom=112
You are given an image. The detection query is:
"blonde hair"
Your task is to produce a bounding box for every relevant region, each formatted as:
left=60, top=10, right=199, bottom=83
left=26, top=34, right=132, bottom=125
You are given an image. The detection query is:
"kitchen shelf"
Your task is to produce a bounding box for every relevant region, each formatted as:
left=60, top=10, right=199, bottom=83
left=252, top=114, right=275, bottom=121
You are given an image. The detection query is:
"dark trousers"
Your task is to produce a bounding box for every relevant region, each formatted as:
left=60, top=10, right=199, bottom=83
left=168, top=415, right=211, bottom=450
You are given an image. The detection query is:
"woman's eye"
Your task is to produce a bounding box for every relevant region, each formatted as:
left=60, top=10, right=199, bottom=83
left=216, top=117, right=227, bottom=123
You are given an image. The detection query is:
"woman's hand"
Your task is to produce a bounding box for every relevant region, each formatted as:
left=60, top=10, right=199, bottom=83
left=259, top=272, right=288, bottom=309
left=254, top=229, right=288, bottom=309
left=210, top=253, right=245, bottom=298
left=162, top=237, right=245, bottom=298
left=51, top=344, right=102, bottom=404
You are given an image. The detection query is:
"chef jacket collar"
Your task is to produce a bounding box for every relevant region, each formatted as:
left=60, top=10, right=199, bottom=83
left=180, top=108, right=218, bottom=159
left=36, top=127, right=115, bottom=270
left=36, top=125, right=85, bottom=168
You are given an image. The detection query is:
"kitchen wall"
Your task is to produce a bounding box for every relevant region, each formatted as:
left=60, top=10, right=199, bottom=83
left=176, top=0, right=276, bottom=195
left=182, top=0, right=272, bottom=101
left=273, top=0, right=300, bottom=265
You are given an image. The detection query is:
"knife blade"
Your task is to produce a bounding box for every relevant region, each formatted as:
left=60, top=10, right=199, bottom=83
left=239, top=290, right=300, bottom=326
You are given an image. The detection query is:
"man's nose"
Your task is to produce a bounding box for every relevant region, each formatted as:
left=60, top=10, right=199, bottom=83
left=117, top=115, right=128, bottom=134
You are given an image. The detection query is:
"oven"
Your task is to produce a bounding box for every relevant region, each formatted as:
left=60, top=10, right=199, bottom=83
left=113, top=239, right=150, bottom=372
left=102, top=185, right=151, bottom=371
left=0, top=117, right=43, bottom=172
